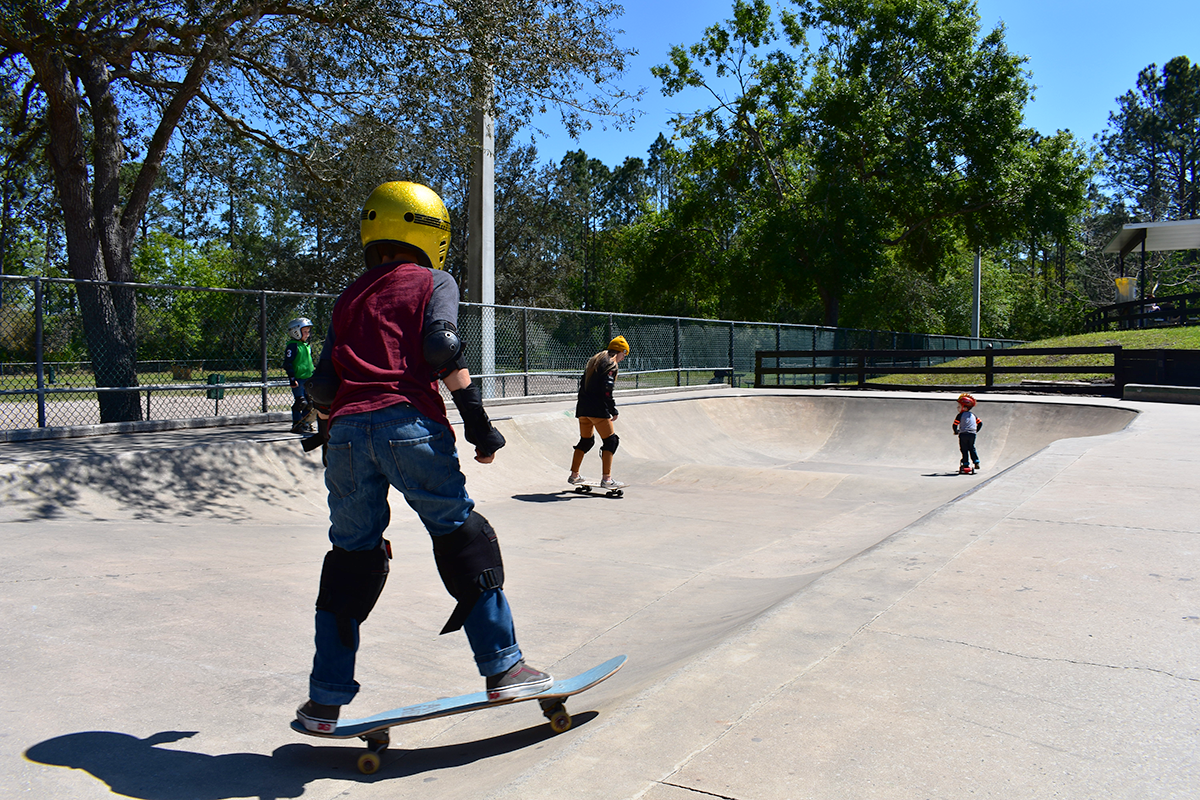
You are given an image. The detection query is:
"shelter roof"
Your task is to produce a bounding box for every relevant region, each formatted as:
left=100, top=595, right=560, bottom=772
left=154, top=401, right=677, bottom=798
left=1103, top=219, right=1200, bottom=255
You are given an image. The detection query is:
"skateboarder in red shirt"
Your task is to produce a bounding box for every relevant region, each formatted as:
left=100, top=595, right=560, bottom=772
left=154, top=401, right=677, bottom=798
left=295, top=181, right=551, bottom=734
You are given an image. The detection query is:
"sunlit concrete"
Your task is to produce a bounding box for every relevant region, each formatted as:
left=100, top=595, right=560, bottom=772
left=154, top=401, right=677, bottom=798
left=3, top=387, right=1196, bottom=800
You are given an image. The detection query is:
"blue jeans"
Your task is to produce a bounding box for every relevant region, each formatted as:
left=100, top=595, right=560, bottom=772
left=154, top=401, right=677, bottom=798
left=308, top=403, right=523, bottom=706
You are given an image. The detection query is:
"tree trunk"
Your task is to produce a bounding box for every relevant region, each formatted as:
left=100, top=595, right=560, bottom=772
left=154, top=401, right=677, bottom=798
left=33, top=48, right=142, bottom=422
left=23, top=10, right=217, bottom=423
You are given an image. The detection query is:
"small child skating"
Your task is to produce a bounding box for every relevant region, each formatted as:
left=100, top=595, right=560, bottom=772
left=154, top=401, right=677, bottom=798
left=952, top=393, right=982, bottom=474
left=285, top=317, right=316, bottom=433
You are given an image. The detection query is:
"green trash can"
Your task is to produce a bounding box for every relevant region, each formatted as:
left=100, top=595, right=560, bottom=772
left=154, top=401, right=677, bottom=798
left=206, top=373, right=225, bottom=400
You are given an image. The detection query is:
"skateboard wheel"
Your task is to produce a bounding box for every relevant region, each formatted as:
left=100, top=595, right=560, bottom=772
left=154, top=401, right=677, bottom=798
left=357, top=752, right=381, bottom=774
left=548, top=708, right=572, bottom=734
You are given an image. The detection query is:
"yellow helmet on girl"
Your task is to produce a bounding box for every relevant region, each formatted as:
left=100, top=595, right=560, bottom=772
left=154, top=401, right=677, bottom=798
left=608, top=335, right=630, bottom=354
left=360, top=181, right=451, bottom=269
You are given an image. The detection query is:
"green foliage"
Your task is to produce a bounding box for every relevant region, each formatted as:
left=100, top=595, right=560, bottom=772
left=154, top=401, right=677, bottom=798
left=5, top=0, right=1191, bottom=369
left=637, top=0, right=1084, bottom=328
left=133, top=232, right=233, bottom=289
left=1100, top=55, right=1200, bottom=221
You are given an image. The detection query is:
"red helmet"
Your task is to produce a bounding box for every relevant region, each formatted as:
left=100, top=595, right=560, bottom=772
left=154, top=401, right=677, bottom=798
left=957, top=393, right=976, bottom=409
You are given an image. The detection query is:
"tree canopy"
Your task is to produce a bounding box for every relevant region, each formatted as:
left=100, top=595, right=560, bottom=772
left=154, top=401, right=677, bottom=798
left=6, top=0, right=1199, bottom=387
left=0, top=0, right=634, bottom=420
left=1101, top=55, right=1199, bottom=222
left=632, top=0, right=1090, bottom=327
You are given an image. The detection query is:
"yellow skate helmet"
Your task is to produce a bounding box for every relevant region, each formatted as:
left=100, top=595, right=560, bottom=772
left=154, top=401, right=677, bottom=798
left=360, top=181, right=451, bottom=269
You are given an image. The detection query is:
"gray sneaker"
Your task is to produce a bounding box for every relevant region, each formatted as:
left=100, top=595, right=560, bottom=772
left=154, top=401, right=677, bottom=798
left=486, top=660, right=553, bottom=701
left=568, top=474, right=586, bottom=485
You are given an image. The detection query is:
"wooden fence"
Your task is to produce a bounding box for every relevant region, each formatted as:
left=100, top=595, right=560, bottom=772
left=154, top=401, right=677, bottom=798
left=1085, top=291, right=1200, bottom=332
left=754, top=347, right=1125, bottom=396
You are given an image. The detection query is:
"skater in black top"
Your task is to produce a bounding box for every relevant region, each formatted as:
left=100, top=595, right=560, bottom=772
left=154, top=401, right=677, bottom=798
left=567, top=336, right=629, bottom=490
left=953, top=393, right=982, bottom=474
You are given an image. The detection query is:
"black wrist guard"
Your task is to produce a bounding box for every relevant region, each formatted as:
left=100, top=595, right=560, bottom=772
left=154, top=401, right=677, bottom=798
left=450, top=384, right=506, bottom=457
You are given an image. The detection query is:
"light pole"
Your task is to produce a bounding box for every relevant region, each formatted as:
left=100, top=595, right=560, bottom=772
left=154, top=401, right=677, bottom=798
left=971, top=247, right=981, bottom=340
left=467, top=71, right=496, bottom=398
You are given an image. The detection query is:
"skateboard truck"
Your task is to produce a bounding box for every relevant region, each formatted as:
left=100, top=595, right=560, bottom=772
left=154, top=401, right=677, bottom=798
left=358, top=729, right=389, bottom=775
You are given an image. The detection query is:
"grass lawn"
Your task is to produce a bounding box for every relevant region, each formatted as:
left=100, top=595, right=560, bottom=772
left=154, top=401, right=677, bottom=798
left=869, top=328, right=1200, bottom=387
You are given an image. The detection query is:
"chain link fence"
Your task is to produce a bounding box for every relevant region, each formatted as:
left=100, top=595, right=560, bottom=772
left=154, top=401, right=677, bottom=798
left=0, top=275, right=1019, bottom=431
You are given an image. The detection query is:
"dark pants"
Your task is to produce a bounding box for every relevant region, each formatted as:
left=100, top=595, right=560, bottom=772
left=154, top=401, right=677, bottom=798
left=958, top=433, right=978, bottom=466
left=291, top=384, right=308, bottom=423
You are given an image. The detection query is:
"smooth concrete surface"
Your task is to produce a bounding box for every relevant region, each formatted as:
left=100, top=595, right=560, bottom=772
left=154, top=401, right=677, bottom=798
left=2, top=387, right=1196, bottom=800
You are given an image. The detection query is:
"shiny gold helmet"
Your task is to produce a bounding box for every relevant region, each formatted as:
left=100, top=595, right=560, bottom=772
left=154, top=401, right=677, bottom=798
left=360, top=181, right=451, bottom=269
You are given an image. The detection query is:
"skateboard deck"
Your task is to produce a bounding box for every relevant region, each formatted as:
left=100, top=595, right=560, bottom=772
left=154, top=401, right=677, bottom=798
left=291, top=654, right=626, bottom=774
left=571, top=479, right=627, bottom=497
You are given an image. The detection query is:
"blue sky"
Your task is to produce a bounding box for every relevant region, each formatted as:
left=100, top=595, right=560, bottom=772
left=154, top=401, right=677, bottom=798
left=529, top=0, right=1200, bottom=167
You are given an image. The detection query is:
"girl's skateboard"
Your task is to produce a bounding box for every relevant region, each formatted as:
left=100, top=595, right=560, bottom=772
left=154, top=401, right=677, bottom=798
left=291, top=655, right=626, bottom=774
left=571, top=479, right=627, bottom=497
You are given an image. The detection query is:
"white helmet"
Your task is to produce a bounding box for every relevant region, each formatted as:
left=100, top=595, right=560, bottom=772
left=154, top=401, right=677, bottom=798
left=287, top=317, right=313, bottom=339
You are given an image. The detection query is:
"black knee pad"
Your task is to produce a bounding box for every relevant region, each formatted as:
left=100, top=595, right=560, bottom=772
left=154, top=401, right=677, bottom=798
left=316, top=540, right=391, bottom=646
left=574, top=435, right=596, bottom=453
left=600, top=433, right=620, bottom=454
left=432, top=511, right=504, bottom=634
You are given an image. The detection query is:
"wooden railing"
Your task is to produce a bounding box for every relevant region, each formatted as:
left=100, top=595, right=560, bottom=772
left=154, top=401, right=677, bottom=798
left=1086, top=291, right=1200, bottom=332
left=754, top=347, right=1124, bottom=396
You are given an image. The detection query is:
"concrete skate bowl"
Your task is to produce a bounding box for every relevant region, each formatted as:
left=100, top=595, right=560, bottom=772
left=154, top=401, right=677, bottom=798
left=458, top=393, right=1138, bottom=680
left=470, top=393, right=1137, bottom=502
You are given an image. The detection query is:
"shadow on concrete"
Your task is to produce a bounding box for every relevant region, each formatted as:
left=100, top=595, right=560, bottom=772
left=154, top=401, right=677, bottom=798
left=1, top=439, right=322, bottom=522
left=23, top=718, right=593, bottom=798
left=509, top=491, right=590, bottom=503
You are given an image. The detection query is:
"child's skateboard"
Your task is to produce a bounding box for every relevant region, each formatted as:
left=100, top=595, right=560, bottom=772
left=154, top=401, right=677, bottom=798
left=571, top=479, right=627, bottom=497
left=958, top=464, right=980, bottom=475
left=291, top=654, right=626, bottom=774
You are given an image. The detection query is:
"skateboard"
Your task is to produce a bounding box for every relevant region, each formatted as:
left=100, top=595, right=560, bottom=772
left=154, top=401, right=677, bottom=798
left=571, top=479, right=627, bottom=498
left=958, top=465, right=979, bottom=475
left=291, top=654, right=626, bottom=774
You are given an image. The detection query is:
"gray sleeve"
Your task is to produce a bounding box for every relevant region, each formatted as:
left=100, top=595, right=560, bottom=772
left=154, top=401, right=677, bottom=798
left=424, top=270, right=461, bottom=330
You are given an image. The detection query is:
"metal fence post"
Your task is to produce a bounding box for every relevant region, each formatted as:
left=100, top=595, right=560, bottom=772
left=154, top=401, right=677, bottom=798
left=521, top=306, right=529, bottom=397
left=34, top=277, right=46, bottom=428
left=728, top=321, right=735, bottom=386
left=777, top=326, right=787, bottom=388
left=259, top=291, right=269, bottom=412
left=674, top=318, right=681, bottom=387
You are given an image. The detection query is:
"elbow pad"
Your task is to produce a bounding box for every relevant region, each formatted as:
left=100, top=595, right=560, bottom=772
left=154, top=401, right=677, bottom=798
left=423, top=320, right=467, bottom=380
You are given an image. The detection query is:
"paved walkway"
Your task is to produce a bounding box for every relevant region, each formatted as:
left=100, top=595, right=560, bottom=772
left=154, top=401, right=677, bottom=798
left=2, top=387, right=1196, bottom=799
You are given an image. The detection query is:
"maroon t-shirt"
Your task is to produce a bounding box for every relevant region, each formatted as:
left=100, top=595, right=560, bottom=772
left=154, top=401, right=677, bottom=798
left=325, top=261, right=455, bottom=429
